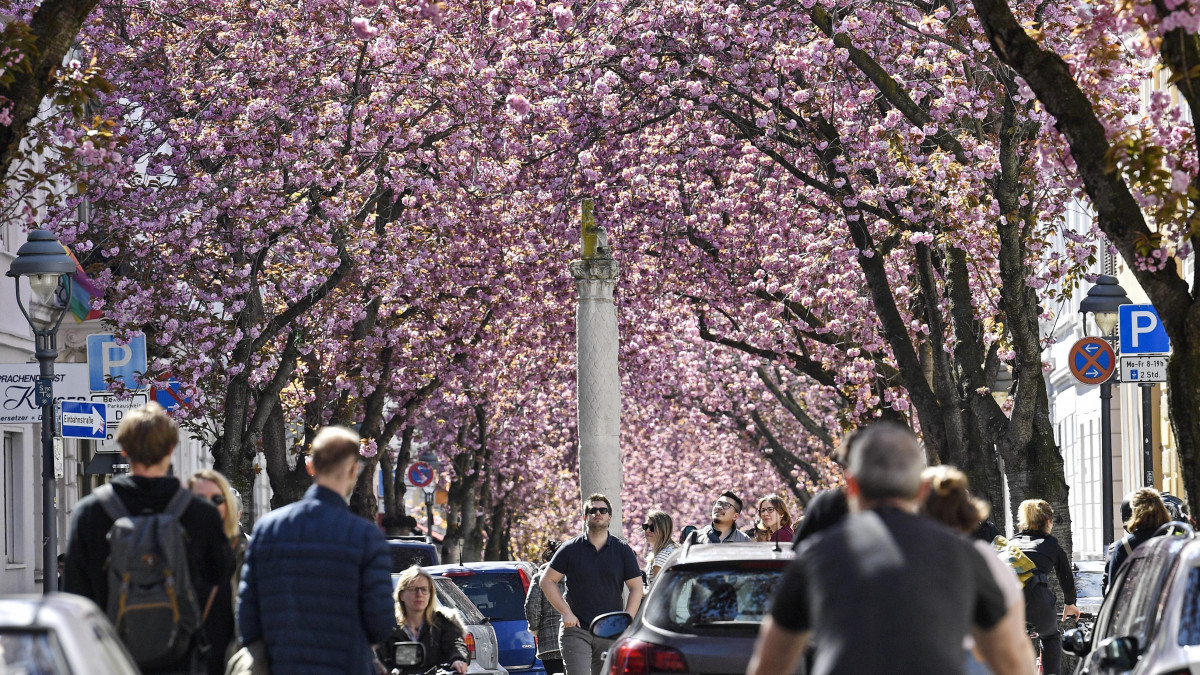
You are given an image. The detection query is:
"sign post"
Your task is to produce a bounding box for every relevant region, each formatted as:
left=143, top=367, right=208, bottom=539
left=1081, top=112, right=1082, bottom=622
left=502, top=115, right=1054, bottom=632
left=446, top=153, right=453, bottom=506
left=1118, top=304, right=1171, bottom=488
left=407, top=461, right=435, bottom=538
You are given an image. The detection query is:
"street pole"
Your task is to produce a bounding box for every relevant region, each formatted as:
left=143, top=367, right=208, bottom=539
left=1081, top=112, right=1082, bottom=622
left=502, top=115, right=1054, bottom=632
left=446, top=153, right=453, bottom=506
left=36, top=331, right=58, bottom=594
left=423, top=487, right=434, bottom=540
left=1141, top=383, right=1154, bottom=488
left=1100, top=380, right=1115, bottom=547
left=568, top=199, right=624, bottom=535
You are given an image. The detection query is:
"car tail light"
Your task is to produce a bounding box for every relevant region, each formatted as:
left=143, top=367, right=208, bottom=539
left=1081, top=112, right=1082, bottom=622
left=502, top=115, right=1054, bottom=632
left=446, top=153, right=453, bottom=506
left=518, top=568, right=531, bottom=595
left=607, top=639, right=688, bottom=675
left=464, top=632, right=476, bottom=661
left=443, top=570, right=476, bottom=578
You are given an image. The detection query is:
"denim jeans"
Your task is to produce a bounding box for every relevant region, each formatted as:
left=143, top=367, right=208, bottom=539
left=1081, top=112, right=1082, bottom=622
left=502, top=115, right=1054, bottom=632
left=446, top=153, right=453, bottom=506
left=559, top=626, right=613, bottom=675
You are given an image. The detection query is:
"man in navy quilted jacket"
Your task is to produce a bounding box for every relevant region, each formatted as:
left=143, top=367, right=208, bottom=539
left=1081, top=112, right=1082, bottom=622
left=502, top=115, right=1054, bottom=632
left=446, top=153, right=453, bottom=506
left=238, top=426, right=395, bottom=674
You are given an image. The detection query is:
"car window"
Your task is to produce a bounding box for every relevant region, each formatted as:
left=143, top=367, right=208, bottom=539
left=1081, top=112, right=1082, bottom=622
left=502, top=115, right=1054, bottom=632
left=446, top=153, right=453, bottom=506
left=435, top=577, right=487, bottom=624
left=1104, top=550, right=1173, bottom=644
left=390, top=545, right=436, bottom=572
left=0, top=629, right=72, bottom=675
left=448, top=574, right=526, bottom=622
left=1073, top=566, right=1104, bottom=601
left=644, top=564, right=784, bottom=635
left=1176, top=567, right=1200, bottom=645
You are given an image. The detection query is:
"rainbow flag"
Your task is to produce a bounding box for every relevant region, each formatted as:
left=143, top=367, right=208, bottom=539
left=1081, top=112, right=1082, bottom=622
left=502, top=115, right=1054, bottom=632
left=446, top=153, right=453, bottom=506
left=67, top=251, right=103, bottom=322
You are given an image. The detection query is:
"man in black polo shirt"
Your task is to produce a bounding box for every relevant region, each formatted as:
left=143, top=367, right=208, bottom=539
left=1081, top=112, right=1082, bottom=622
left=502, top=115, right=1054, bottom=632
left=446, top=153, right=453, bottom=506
left=540, top=493, right=643, bottom=675
left=748, top=422, right=1028, bottom=675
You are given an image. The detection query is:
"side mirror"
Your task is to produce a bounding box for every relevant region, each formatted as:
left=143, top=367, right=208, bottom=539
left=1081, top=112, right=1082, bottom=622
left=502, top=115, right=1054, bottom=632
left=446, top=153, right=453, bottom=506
left=393, top=641, right=426, bottom=667
left=590, top=612, right=633, bottom=640
left=1062, top=627, right=1091, bottom=656
left=1096, top=636, right=1139, bottom=670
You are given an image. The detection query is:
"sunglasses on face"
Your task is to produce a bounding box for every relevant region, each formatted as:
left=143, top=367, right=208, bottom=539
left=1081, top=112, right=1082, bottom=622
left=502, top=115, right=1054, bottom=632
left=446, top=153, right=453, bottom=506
left=640, top=522, right=655, bottom=532
left=208, top=494, right=226, bottom=506
left=586, top=507, right=611, bottom=515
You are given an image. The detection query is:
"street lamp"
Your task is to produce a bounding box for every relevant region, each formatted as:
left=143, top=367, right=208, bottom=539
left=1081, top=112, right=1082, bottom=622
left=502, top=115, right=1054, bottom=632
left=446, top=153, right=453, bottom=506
left=1079, top=274, right=1132, bottom=547
left=417, top=449, right=439, bottom=540
left=7, top=229, right=76, bottom=594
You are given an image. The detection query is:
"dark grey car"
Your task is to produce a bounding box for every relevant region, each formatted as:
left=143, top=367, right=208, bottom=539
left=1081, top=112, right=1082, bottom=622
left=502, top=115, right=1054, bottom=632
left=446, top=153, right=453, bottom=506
left=592, top=542, right=799, bottom=674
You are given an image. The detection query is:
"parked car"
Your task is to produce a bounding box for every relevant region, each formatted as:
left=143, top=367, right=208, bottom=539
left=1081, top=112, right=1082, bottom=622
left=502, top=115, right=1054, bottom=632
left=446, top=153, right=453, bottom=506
left=388, top=535, right=441, bottom=571
left=391, top=573, right=508, bottom=675
left=0, top=593, right=140, bottom=674
left=1063, top=523, right=1199, bottom=674
left=426, top=562, right=545, bottom=675
left=591, top=541, right=800, bottom=675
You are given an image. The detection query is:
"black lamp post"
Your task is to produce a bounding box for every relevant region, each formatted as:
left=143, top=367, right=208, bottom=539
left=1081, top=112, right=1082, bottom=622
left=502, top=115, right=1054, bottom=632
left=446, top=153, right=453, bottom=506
left=417, top=449, right=439, bottom=540
left=1079, top=274, right=1132, bottom=547
left=7, top=229, right=76, bottom=594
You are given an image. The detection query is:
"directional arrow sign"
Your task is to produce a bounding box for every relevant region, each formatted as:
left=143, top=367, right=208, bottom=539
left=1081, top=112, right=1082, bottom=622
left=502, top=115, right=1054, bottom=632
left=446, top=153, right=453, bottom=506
left=1069, top=337, right=1117, bottom=385
left=59, top=400, right=108, bottom=439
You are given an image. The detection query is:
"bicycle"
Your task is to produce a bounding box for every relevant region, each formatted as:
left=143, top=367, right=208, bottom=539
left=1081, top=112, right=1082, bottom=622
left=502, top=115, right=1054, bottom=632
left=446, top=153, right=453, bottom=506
left=1027, top=623, right=1044, bottom=674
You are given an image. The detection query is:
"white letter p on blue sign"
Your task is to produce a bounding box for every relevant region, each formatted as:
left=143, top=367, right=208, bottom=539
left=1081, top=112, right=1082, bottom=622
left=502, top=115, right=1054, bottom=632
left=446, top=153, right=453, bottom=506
left=1118, top=305, right=1171, bottom=354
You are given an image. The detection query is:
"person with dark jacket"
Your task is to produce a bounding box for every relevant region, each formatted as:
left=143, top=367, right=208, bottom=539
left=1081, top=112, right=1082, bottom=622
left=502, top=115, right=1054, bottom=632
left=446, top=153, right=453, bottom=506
left=386, top=566, right=469, bottom=672
left=64, top=402, right=233, bottom=675
left=1107, top=488, right=1170, bottom=587
left=1013, top=499, right=1079, bottom=675
left=526, top=540, right=565, bottom=675
left=238, top=426, right=394, bottom=675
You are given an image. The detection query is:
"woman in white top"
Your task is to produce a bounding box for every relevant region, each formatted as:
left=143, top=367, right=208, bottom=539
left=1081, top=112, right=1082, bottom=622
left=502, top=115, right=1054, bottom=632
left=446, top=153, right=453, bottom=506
left=642, top=509, right=678, bottom=590
left=920, top=465, right=1034, bottom=675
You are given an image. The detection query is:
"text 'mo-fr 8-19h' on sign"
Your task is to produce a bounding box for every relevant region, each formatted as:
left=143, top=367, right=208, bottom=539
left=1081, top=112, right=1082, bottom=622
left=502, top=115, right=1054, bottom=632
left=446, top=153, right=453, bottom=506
left=1069, top=337, right=1117, bottom=385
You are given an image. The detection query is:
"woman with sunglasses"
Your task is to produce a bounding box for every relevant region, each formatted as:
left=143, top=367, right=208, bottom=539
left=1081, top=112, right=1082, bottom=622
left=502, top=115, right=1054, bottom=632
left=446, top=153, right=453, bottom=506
left=641, top=510, right=677, bottom=590
left=385, top=566, right=469, bottom=673
left=188, top=469, right=248, bottom=675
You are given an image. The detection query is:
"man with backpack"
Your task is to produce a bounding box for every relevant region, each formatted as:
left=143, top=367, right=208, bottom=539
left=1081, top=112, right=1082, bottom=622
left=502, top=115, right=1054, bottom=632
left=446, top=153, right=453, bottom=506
left=64, top=402, right=234, bottom=675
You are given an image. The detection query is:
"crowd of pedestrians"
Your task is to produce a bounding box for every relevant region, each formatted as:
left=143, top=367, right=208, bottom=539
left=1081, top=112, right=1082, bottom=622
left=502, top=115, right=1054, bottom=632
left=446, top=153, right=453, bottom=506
left=57, top=403, right=1192, bottom=675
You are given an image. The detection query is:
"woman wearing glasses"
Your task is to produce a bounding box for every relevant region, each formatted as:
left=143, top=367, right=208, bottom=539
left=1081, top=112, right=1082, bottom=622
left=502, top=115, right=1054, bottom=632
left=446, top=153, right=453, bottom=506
left=188, top=469, right=247, bottom=675
left=385, top=566, right=469, bottom=673
left=749, top=495, right=794, bottom=543
left=641, top=510, right=677, bottom=590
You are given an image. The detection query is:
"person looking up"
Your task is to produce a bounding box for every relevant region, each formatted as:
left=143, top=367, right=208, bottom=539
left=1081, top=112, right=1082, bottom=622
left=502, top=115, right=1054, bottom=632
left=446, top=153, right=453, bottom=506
left=698, top=492, right=752, bottom=543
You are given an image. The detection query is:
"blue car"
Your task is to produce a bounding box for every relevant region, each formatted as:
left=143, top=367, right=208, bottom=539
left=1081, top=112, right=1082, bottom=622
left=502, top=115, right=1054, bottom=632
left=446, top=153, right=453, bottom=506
left=427, top=561, right=547, bottom=675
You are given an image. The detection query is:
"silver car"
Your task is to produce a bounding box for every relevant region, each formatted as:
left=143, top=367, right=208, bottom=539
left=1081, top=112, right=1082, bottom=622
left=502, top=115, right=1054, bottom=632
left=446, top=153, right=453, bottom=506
left=392, top=573, right=508, bottom=675
left=1064, top=523, right=1200, bottom=674
left=592, top=542, right=799, bottom=674
left=0, top=593, right=140, bottom=674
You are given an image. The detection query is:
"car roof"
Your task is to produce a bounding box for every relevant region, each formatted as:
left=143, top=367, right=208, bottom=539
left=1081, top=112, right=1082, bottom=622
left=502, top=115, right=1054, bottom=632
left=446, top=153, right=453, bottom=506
left=0, top=594, right=105, bottom=629
left=674, top=542, right=796, bottom=565
left=426, top=561, right=533, bottom=574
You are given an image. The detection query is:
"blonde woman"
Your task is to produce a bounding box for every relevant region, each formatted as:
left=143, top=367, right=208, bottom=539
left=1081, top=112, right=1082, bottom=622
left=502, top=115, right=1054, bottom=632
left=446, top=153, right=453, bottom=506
left=1014, top=499, right=1078, bottom=675
left=921, top=467, right=1033, bottom=675
left=750, top=495, right=794, bottom=543
left=188, top=469, right=246, bottom=675
left=387, top=566, right=469, bottom=673
left=641, top=510, right=676, bottom=589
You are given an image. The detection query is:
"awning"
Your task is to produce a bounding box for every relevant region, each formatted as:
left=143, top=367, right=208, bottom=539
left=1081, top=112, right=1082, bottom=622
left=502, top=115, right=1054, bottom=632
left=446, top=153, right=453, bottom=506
left=85, top=453, right=129, bottom=475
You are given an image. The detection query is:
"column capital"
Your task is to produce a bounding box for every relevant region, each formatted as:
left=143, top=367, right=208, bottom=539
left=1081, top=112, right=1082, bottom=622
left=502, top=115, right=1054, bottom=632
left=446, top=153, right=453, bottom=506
left=569, top=258, right=619, bottom=282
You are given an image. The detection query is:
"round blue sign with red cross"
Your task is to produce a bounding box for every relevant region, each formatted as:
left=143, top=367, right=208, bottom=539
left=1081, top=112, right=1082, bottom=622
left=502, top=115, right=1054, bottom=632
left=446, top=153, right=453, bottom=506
left=1069, top=337, right=1117, bottom=385
left=407, top=461, right=434, bottom=487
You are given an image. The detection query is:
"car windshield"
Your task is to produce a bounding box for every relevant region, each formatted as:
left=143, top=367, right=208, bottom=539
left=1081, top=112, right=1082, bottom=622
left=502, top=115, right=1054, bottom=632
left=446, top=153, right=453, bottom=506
left=435, top=577, right=487, bottom=625
left=644, top=563, right=784, bottom=635
left=447, top=574, right=527, bottom=622
left=0, top=629, right=71, bottom=675
left=390, top=545, right=436, bottom=572
left=1177, top=567, right=1200, bottom=645
left=1074, top=565, right=1104, bottom=600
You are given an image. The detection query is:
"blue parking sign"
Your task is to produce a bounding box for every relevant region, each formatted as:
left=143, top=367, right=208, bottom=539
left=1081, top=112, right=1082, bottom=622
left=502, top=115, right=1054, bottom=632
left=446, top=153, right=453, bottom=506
left=1118, top=305, right=1171, bottom=354
left=87, top=333, right=147, bottom=391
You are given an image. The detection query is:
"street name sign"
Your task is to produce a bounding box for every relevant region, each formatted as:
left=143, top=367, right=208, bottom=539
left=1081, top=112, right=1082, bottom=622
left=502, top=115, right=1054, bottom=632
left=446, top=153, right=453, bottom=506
left=1121, top=355, right=1168, bottom=383
left=1069, top=337, right=1117, bottom=385
left=1119, top=305, right=1170, bottom=354
left=59, top=400, right=108, bottom=439
left=407, top=461, right=434, bottom=487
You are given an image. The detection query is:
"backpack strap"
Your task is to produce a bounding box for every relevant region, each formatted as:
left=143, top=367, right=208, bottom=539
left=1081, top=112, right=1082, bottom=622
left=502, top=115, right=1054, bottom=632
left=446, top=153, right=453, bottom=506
left=1122, top=537, right=1134, bottom=556
left=163, top=486, right=194, bottom=520
left=94, top=484, right=131, bottom=522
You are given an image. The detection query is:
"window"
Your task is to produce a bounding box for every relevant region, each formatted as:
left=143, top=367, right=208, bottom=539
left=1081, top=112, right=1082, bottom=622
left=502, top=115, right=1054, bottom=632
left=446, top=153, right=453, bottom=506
left=645, top=564, right=785, bottom=635
left=1102, top=547, right=1175, bottom=645
left=448, top=574, right=526, bottom=622
left=3, top=431, right=21, bottom=564
left=0, top=629, right=71, bottom=674
left=1177, top=568, right=1200, bottom=645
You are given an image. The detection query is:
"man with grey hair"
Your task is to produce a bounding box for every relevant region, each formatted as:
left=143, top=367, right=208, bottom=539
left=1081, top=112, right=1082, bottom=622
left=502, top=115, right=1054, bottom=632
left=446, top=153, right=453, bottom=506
left=748, top=422, right=1028, bottom=675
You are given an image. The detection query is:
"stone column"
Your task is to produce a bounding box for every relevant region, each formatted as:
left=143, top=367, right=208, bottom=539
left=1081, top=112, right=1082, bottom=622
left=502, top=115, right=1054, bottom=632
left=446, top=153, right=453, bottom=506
left=568, top=199, right=623, bottom=535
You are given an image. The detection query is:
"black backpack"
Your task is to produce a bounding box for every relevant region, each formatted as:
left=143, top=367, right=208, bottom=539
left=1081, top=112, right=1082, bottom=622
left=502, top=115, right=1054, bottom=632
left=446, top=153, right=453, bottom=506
left=96, top=484, right=203, bottom=669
